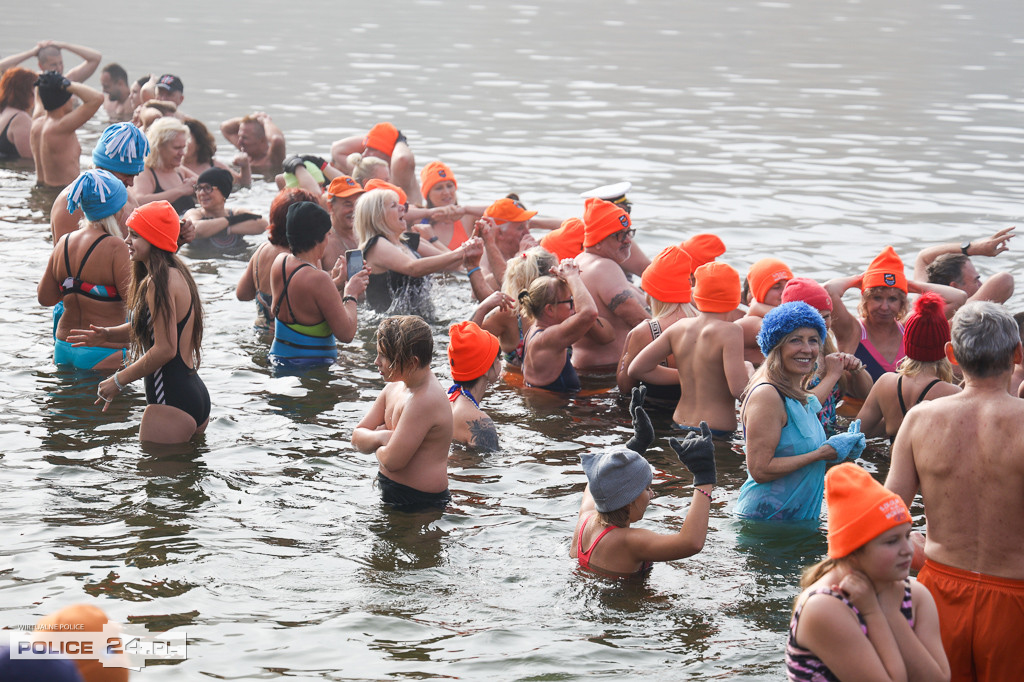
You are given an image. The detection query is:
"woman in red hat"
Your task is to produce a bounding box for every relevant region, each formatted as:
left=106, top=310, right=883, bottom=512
left=857, top=292, right=962, bottom=440
left=825, top=246, right=966, bottom=384
left=785, top=463, right=948, bottom=681
left=72, top=201, right=210, bottom=444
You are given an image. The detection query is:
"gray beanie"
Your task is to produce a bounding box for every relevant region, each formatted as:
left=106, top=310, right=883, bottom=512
left=581, top=449, right=653, bottom=512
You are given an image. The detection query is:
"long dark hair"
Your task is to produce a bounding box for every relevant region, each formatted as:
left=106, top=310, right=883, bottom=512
left=128, top=247, right=203, bottom=369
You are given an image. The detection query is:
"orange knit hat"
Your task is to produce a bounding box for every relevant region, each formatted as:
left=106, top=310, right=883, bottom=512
left=693, top=261, right=741, bottom=313
left=861, top=246, right=907, bottom=292
left=826, top=463, right=911, bottom=559
left=36, top=604, right=129, bottom=682
left=126, top=200, right=179, bottom=253
left=484, top=197, right=538, bottom=224
left=680, top=233, right=726, bottom=268
left=364, top=178, right=407, bottom=205
left=363, top=122, right=400, bottom=157
left=448, top=321, right=500, bottom=382
left=641, top=245, right=693, bottom=303
left=582, top=197, right=631, bottom=247
left=420, top=161, right=457, bottom=201
left=747, top=258, right=793, bottom=304
left=540, top=217, right=585, bottom=261
left=326, top=175, right=365, bottom=199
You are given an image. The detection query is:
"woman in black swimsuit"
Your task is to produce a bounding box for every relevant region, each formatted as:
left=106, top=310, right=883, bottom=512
left=133, top=117, right=197, bottom=215
left=82, top=200, right=210, bottom=444
left=0, top=67, right=35, bottom=160
left=857, top=292, right=962, bottom=441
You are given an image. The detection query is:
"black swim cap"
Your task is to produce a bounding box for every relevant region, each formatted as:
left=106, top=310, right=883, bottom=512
left=285, top=201, right=332, bottom=253
left=35, top=71, right=72, bottom=111
left=197, top=167, right=233, bottom=199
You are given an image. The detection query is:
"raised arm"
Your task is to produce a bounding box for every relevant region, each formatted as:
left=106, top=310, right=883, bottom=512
left=57, top=41, right=102, bottom=83
left=824, top=274, right=863, bottom=353
left=914, top=226, right=1014, bottom=279
left=220, top=117, right=243, bottom=147
left=0, top=45, right=39, bottom=73
left=54, top=82, right=103, bottom=132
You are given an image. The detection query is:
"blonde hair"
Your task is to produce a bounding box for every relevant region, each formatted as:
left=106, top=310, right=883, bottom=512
left=348, top=153, right=390, bottom=185
left=518, top=276, right=563, bottom=321
left=353, top=188, right=399, bottom=248
left=897, top=357, right=954, bottom=384
left=649, top=297, right=697, bottom=320
left=79, top=214, right=122, bottom=238
left=740, top=328, right=816, bottom=421
left=145, top=117, right=188, bottom=169
left=858, top=286, right=909, bottom=321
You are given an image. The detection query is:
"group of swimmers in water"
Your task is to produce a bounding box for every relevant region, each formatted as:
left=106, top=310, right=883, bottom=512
left=8, top=41, right=1024, bottom=681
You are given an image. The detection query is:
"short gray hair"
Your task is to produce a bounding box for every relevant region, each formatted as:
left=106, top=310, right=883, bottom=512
left=951, top=301, right=1019, bottom=377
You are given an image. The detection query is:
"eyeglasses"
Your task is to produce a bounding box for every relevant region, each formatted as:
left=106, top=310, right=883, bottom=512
left=556, top=296, right=575, bottom=309
left=194, top=184, right=214, bottom=195
left=614, top=228, right=636, bottom=243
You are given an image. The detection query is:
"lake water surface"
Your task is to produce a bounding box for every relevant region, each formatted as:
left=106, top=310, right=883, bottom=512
left=2, top=1, right=1023, bottom=679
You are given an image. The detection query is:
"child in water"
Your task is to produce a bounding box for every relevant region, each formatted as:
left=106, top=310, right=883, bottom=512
left=571, top=388, right=717, bottom=578
left=352, top=315, right=453, bottom=510
left=786, top=463, right=948, bottom=681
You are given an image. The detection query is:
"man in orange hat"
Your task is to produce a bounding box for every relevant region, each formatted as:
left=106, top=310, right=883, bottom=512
left=914, top=226, right=1015, bottom=317
left=220, top=111, right=287, bottom=173
left=476, top=197, right=539, bottom=291
left=320, top=175, right=366, bottom=270
left=886, top=301, right=1024, bottom=682
left=628, top=261, right=751, bottom=436
left=737, top=258, right=793, bottom=367
left=447, top=321, right=502, bottom=451
left=573, top=198, right=650, bottom=370
left=330, top=122, right=421, bottom=205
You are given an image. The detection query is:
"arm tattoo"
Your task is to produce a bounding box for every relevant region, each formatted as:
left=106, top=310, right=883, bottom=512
left=468, top=417, right=499, bottom=452
left=608, top=290, right=633, bottom=313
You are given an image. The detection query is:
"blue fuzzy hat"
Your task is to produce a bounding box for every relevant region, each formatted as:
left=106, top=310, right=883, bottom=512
left=65, top=169, right=128, bottom=222
left=757, top=301, right=827, bottom=356
left=92, top=122, right=149, bottom=175
left=581, top=449, right=653, bottom=512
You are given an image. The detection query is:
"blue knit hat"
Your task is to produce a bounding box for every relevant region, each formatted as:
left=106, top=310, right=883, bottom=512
left=65, top=169, right=128, bottom=222
left=757, top=301, right=827, bottom=356
left=92, top=122, right=149, bottom=175
left=581, top=449, right=653, bottom=512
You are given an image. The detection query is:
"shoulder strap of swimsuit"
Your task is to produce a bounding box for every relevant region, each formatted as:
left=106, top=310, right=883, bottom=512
left=897, top=375, right=909, bottom=416
left=915, top=378, right=943, bottom=405
left=75, top=234, right=110, bottom=280
left=273, top=257, right=311, bottom=320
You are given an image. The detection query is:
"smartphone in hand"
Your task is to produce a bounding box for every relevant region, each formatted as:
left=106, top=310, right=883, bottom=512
left=345, top=249, right=363, bottom=280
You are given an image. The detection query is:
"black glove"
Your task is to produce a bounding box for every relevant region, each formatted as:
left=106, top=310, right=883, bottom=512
left=226, top=212, right=260, bottom=226
left=282, top=155, right=304, bottom=175
left=395, top=131, right=408, bottom=146
left=625, top=385, right=654, bottom=456
left=301, top=154, right=328, bottom=171
left=669, top=421, right=717, bottom=486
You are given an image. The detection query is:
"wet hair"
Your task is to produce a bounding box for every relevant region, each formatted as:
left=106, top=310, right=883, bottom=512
left=950, top=301, right=1019, bottom=378
left=127, top=243, right=203, bottom=371
left=502, top=246, right=556, bottom=301
left=353, top=188, right=398, bottom=248
left=857, top=286, right=909, bottom=321
left=0, top=67, right=37, bottom=112
left=347, top=153, right=389, bottom=185
left=926, top=253, right=969, bottom=287
left=240, top=114, right=266, bottom=138
left=740, top=328, right=817, bottom=418
left=144, top=116, right=188, bottom=169
left=268, top=188, right=318, bottom=248
left=596, top=505, right=631, bottom=529
left=517, top=276, right=564, bottom=321
left=376, top=315, right=433, bottom=376
left=183, top=117, right=217, bottom=165
left=102, top=63, right=128, bottom=84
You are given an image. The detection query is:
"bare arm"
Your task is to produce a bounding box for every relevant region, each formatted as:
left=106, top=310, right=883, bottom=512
left=824, top=274, right=863, bottom=353
left=884, top=581, right=950, bottom=681
left=54, top=83, right=103, bottom=132
left=352, top=390, right=391, bottom=453
left=0, top=45, right=39, bottom=73
left=235, top=250, right=258, bottom=301
left=884, top=411, right=921, bottom=507
left=856, top=378, right=888, bottom=439
left=374, top=393, right=437, bottom=474
left=37, top=240, right=64, bottom=307
left=914, top=226, right=1015, bottom=279
left=624, top=486, right=713, bottom=562
left=56, top=41, right=102, bottom=83
left=907, top=279, right=967, bottom=316
left=220, top=117, right=243, bottom=147
left=743, top=385, right=836, bottom=483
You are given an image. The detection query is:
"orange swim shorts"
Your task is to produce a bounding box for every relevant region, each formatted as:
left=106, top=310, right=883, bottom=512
left=917, top=558, right=1024, bottom=682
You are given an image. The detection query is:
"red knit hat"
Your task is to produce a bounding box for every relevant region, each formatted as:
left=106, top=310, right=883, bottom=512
left=126, top=200, right=179, bottom=253
left=903, top=292, right=950, bottom=362
left=862, top=246, right=908, bottom=292
left=540, top=217, right=585, bottom=261
left=641, top=245, right=692, bottom=303
left=680, top=233, right=726, bottom=268
left=747, top=258, right=793, bottom=304
left=420, top=161, right=456, bottom=201
left=582, top=197, right=631, bottom=247
left=693, top=261, right=741, bottom=313
left=363, top=122, right=400, bottom=157
left=781, top=277, right=832, bottom=312
left=826, top=463, right=911, bottom=559
left=364, top=178, right=407, bottom=205
left=448, top=321, right=500, bottom=382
